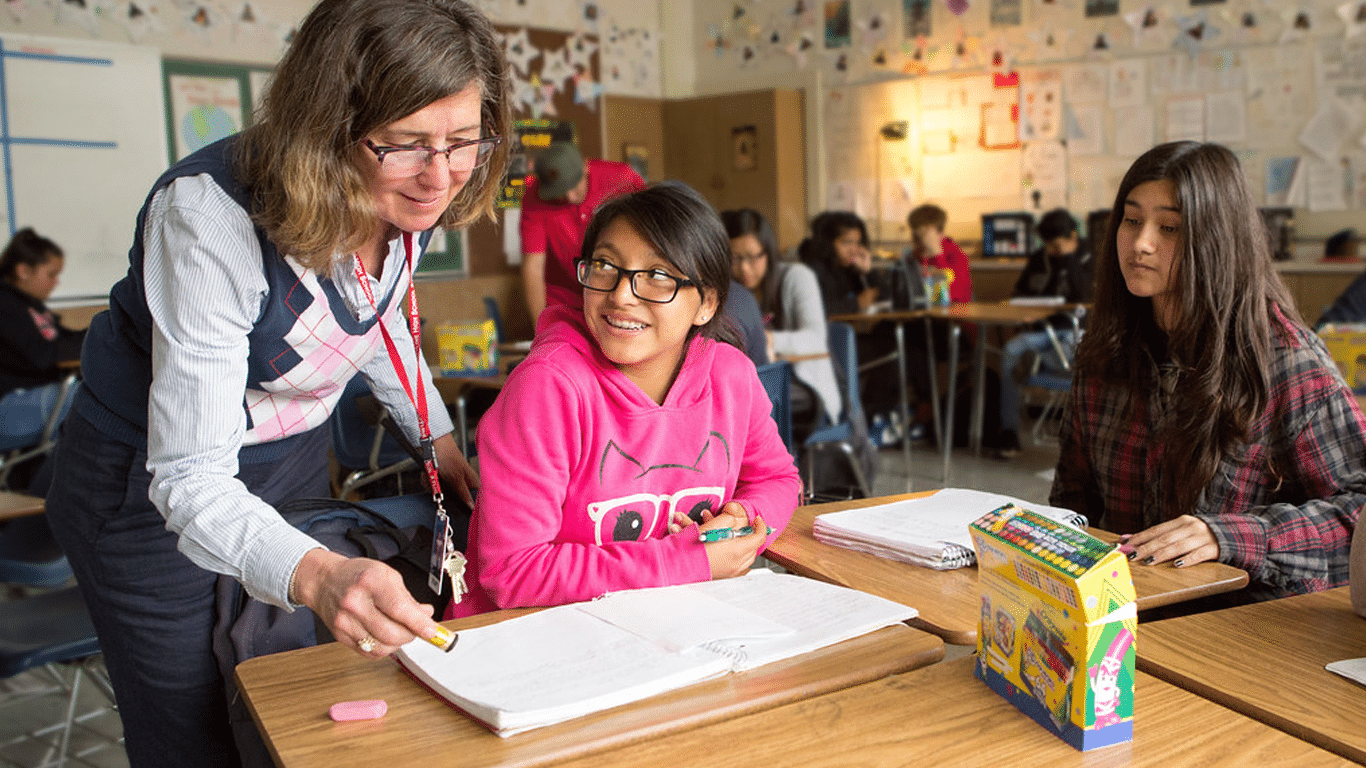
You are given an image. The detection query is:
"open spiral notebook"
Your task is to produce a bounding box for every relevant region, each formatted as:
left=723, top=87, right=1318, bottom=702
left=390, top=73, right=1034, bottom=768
left=812, top=488, right=1088, bottom=570
left=394, top=570, right=916, bottom=737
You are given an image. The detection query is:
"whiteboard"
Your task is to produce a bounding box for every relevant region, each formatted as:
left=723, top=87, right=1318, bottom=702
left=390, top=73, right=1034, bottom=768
left=0, top=34, right=167, bottom=302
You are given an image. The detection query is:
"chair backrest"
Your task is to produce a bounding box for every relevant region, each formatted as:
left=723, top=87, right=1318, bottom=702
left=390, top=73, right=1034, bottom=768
left=0, top=375, right=78, bottom=452
left=755, top=361, right=795, bottom=457
left=826, top=321, right=865, bottom=429
left=482, top=296, right=505, bottom=344
left=329, top=376, right=411, bottom=470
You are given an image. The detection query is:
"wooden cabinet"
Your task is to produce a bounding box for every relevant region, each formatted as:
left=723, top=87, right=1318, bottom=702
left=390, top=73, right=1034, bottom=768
left=662, top=89, right=807, bottom=253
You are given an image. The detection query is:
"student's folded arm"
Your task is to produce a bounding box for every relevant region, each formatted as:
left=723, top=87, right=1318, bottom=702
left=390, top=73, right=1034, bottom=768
left=473, top=362, right=712, bottom=609
left=144, top=177, right=321, bottom=610
left=730, top=372, right=803, bottom=547
left=1200, top=394, right=1366, bottom=594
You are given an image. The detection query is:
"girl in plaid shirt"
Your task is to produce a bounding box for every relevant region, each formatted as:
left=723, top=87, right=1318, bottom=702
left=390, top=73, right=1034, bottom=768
left=1051, top=141, right=1366, bottom=601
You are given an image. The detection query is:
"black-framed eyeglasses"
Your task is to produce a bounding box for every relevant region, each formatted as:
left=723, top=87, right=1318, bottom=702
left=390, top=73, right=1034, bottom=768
left=362, top=135, right=502, bottom=177
left=575, top=257, right=699, bottom=304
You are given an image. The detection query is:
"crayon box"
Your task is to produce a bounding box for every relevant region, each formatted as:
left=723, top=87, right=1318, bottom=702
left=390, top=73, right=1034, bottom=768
left=436, top=319, right=499, bottom=377
left=969, top=504, right=1136, bottom=751
left=1316, top=323, right=1366, bottom=394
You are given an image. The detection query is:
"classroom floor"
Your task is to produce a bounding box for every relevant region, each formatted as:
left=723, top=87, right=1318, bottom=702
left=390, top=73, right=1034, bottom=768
left=0, top=424, right=1061, bottom=768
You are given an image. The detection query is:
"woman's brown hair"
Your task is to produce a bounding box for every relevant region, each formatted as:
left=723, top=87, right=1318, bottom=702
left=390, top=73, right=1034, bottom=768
left=235, top=0, right=511, bottom=272
left=1075, top=141, right=1298, bottom=515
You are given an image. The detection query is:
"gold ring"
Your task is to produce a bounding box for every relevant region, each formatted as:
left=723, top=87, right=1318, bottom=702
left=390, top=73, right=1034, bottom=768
left=358, top=636, right=377, bottom=653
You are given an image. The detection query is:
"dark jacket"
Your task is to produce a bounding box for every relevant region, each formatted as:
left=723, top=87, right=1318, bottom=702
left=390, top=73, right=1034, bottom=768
left=0, top=281, right=84, bottom=397
left=1012, top=243, right=1094, bottom=330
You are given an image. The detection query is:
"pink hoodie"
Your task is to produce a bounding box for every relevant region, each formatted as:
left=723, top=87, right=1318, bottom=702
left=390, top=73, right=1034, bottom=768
left=448, top=305, right=802, bottom=617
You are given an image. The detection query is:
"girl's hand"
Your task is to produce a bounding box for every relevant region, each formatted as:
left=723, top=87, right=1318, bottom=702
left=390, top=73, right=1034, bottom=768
left=668, top=500, right=747, bottom=534
left=433, top=432, right=479, bottom=509
left=856, top=287, right=880, bottom=311
left=291, top=548, right=443, bottom=659
left=1118, top=515, right=1219, bottom=568
left=703, top=513, right=767, bottom=580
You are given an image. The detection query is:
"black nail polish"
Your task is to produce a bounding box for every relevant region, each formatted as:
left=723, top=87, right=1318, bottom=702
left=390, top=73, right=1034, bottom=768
left=1143, top=556, right=1155, bottom=565
left=1126, top=550, right=1137, bottom=560
left=1174, top=559, right=1185, bottom=568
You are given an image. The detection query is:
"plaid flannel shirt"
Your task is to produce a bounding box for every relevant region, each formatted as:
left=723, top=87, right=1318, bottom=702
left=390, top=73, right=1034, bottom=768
left=1050, top=314, right=1366, bottom=600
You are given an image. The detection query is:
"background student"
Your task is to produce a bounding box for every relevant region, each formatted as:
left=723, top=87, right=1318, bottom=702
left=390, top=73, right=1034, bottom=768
left=722, top=207, right=839, bottom=440
left=1051, top=141, right=1366, bottom=602
left=519, top=140, right=645, bottom=325
left=994, top=208, right=1093, bottom=459
left=907, top=203, right=973, bottom=304
left=0, top=227, right=85, bottom=399
left=798, top=210, right=912, bottom=445
left=0, top=227, right=85, bottom=491
left=451, top=184, right=801, bottom=618
left=43, top=1, right=509, bottom=765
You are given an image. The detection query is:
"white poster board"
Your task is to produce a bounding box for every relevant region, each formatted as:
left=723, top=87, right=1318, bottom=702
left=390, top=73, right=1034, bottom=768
left=0, top=34, right=167, bottom=302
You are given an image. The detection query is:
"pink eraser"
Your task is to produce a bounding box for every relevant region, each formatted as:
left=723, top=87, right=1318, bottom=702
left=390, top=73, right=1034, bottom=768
left=328, top=699, right=388, bottom=722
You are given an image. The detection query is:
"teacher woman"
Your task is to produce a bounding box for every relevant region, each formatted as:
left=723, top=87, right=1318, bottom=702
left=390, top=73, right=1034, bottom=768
left=44, top=0, right=510, bottom=765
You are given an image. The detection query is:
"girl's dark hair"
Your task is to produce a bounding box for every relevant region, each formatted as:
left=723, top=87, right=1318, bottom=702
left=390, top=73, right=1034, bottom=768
left=1075, top=140, right=1297, bottom=516
left=799, top=210, right=868, bottom=269
left=580, top=182, right=737, bottom=348
left=719, top=207, right=783, bottom=317
left=235, top=0, right=512, bottom=272
left=0, top=227, right=62, bottom=282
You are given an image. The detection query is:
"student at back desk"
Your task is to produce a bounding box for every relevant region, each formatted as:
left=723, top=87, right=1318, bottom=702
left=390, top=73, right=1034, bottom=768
left=1051, top=141, right=1366, bottom=603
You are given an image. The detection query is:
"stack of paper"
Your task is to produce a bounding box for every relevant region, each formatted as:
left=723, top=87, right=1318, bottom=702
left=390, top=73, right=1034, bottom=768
left=394, top=570, right=916, bottom=737
left=812, top=488, right=1088, bottom=570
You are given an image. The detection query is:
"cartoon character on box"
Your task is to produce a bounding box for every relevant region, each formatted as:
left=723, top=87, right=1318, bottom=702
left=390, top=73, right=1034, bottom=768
left=1087, top=623, right=1135, bottom=728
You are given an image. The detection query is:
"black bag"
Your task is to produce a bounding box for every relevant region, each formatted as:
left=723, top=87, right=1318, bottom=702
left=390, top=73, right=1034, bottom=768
left=214, top=495, right=469, bottom=767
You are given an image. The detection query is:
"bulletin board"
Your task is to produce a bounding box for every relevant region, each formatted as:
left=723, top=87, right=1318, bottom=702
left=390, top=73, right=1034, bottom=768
left=818, top=36, right=1366, bottom=247
left=460, top=25, right=602, bottom=278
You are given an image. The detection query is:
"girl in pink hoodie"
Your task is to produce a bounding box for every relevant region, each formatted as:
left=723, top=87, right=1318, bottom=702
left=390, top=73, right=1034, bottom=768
left=449, top=184, right=803, bottom=617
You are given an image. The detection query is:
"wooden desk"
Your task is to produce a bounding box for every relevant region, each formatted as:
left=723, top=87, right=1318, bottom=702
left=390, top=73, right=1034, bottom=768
left=237, top=611, right=944, bottom=768
left=766, top=493, right=1250, bottom=646
left=0, top=490, right=44, bottom=522
left=922, top=301, right=1083, bottom=457
left=552, top=657, right=1351, bottom=768
left=1139, top=586, right=1366, bottom=764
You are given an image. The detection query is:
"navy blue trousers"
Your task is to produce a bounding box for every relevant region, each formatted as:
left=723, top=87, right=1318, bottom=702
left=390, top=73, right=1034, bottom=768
left=46, top=410, right=329, bottom=768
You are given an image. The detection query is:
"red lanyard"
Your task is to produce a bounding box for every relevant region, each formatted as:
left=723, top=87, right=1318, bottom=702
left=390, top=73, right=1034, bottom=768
left=352, top=233, right=442, bottom=502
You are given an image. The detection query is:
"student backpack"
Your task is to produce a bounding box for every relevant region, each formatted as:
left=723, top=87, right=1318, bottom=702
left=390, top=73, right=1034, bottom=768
left=213, top=494, right=470, bottom=768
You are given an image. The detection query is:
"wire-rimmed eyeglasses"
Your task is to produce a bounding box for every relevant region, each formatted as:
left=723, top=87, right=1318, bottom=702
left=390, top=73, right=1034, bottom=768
left=362, top=135, right=502, bottom=177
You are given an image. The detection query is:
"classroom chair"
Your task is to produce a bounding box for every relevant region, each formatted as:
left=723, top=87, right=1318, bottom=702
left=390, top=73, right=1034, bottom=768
left=0, top=374, right=79, bottom=490
left=1022, top=315, right=1082, bottom=447
left=0, top=514, right=70, bottom=589
left=755, top=361, right=796, bottom=459
left=0, top=586, right=119, bottom=768
left=482, top=296, right=506, bottom=344
left=802, top=322, right=873, bottom=500
left=330, top=376, right=417, bottom=499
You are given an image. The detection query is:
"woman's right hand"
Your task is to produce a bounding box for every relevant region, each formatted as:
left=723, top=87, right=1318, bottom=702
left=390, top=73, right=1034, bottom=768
left=702, top=513, right=767, bottom=579
left=290, top=548, right=442, bottom=658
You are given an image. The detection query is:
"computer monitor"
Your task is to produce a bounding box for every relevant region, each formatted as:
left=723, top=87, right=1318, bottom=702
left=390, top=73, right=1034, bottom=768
left=1259, top=207, right=1294, bottom=262
left=981, top=212, right=1034, bottom=258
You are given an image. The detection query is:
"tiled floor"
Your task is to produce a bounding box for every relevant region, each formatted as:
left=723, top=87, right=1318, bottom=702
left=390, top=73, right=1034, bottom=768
left=0, top=426, right=1062, bottom=768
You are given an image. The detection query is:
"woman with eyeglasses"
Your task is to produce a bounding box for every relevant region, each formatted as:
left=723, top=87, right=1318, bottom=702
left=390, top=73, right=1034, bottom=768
left=447, top=183, right=801, bottom=619
left=43, top=1, right=510, bottom=765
